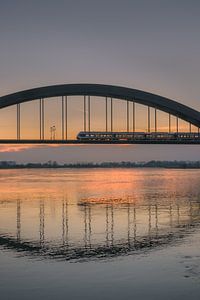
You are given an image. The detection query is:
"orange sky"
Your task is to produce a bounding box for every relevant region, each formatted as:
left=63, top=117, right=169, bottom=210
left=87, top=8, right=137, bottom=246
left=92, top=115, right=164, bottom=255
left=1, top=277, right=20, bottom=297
left=1, top=1, right=200, bottom=161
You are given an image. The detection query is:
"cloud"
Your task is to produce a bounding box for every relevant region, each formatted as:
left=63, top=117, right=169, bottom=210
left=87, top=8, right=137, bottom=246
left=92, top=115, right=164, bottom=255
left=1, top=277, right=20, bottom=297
left=0, top=143, right=87, bottom=153
left=0, top=144, right=42, bottom=153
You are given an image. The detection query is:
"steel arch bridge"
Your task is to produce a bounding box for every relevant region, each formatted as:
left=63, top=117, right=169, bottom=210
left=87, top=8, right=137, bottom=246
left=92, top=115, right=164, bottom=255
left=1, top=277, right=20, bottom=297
left=0, top=83, right=200, bottom=144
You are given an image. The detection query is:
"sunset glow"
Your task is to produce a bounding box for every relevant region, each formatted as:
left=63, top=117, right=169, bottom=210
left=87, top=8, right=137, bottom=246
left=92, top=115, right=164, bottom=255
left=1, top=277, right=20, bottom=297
left=1, top=1, right=200, bottom=299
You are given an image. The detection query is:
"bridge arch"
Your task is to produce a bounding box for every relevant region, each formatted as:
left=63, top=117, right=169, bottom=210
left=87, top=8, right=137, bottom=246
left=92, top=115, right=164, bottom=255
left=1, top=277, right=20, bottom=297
left=0, top=83, right=200, bottom=128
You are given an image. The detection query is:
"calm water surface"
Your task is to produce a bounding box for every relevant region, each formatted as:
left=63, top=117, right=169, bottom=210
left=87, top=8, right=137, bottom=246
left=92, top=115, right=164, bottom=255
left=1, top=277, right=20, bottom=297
left=0, top=168, right=200, bottom=299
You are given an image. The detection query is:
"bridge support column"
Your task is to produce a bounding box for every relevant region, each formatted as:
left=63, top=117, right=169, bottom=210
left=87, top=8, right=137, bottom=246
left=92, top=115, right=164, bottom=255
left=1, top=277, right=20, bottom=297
left=111, top=98, right=113, bottom=132
left=169, top=114, right=171, bottom=133
left=127, top=101, right=129, bottom=132
left=39, top=98, right=45, bottom=140
left=65, top=96, right=68, bottom=140
left=155, top=109, right=157, bottom=132
left=147, top=106, right=150, bottom=133
left=105, top=97, right=108, bottom=132
left=39, top=99, right=42, bottom=139
left=17, top=103, right=20, bottom=140
left=61, top=96, right=64, bottom=140
left=88, top=96, right=91, bottom=132
left=132, top=102, right=135, bottom=132
left=84, top=96, right=86, bottom=132
left=176, top=117, right=179, bottom=133
left=189, top=123, right=191, bottom=133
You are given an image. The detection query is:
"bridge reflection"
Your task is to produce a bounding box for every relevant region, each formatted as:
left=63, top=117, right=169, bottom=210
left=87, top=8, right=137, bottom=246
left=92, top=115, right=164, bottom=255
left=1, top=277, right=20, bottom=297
left=0, top=196, right=200, bottom=262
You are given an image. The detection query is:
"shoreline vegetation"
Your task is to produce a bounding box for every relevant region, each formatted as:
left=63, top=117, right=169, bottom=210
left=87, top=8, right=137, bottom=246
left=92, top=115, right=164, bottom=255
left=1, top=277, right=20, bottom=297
left=1, top=160, right=200, bottom=169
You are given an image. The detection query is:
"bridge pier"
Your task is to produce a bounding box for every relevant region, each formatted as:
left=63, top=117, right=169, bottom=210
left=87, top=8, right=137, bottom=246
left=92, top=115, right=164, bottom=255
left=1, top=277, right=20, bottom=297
left=17, top=103, right=20, bottom=140
left=132, top=102, right=135, bottom=132
left=84, top=96, right=86, bottom=132
left=127, top=101, right=129, bottom=132
left=88, top=96, right=91, bottom=132
left=65, top=96, right=68, bottom=139
left=105, top=97, right=108, bottom=132
left=176, top=117, right=179, bottom=133
left=155, top=109, right=157, bottom=132
left=169, top=113, right=171, bottom=133
left=147, top=106, right=150, bottom=133
left=61, top=96, right=64, bottom=140
left=39, top=98, right=45, bottom=140
left=110, top=98, right=113, bottom=132
left=189, top=123, right=191, bottom=133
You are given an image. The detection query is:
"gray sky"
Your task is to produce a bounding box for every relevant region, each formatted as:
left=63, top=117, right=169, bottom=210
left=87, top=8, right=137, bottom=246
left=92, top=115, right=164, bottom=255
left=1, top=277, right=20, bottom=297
left=0, top=0, right=200, bottom=162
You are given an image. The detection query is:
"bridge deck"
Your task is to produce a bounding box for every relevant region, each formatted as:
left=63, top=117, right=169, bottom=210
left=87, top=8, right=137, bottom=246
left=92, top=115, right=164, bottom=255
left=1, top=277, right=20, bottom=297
left=0, top=139, right=200, bottom=145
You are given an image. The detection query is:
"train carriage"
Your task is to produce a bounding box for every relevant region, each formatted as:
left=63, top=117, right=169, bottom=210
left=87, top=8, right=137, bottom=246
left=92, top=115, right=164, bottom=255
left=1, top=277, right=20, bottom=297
left=77, top=131, right=200, bottom=141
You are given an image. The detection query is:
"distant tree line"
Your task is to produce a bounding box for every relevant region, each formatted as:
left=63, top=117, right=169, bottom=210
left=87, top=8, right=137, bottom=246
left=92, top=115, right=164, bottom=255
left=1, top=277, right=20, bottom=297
left=1, top=160, right=200, bottom=169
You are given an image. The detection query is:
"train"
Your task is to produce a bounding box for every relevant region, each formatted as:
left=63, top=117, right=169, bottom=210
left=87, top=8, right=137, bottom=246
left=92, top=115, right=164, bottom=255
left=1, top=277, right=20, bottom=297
left=77, top=131, right=200, bottom=141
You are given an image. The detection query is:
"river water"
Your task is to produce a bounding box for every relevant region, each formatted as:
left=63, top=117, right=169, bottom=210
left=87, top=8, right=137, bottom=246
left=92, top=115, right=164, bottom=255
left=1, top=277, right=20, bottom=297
left=0, top=168, right=200, bottom=299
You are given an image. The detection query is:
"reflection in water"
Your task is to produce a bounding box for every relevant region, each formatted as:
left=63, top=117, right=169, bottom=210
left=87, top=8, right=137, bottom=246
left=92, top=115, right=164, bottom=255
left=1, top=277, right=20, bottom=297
left=0, top=195, right=200, bottom=261
left=1, top=169, right=200, bottom=300
left=0, top=169, right=200, bottom=263
left=16, top=199, right=21, bottom=242
left=62, top=199, right=69, bottom=247
left=39, top=200, right=45, bottom=246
